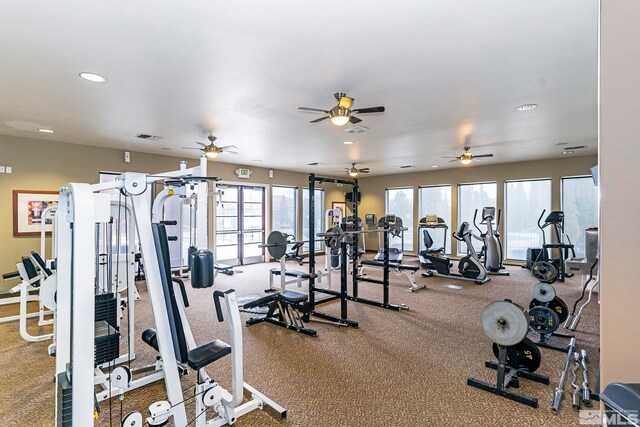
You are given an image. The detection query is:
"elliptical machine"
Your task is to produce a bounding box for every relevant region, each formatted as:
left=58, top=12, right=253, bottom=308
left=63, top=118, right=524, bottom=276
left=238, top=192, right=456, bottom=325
left=473, top=207, right=509, bottom=276
left=423, top=222, right=490, bottom=285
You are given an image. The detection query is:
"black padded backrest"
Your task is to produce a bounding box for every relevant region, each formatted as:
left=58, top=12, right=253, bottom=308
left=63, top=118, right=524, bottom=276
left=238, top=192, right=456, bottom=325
left=31, top=252, right=53, bottom=277
left=21, top=257, right=39, bottom=280
left=422, top=229, right=434, bottom=249
left=457, top=221, right=470, bottom=236
left=152, top=223, right=189, bottom=364
left=545, top=210, right=564, bottom=224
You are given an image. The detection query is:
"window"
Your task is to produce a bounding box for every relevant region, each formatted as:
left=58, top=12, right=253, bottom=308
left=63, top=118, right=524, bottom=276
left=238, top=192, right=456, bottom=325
left=272, top=186, right=297, bottom=238
left=504, top=179, right=552, bottom=260
left=302, top=188, right=324, bottom=252
left=561, top=176, right=599, bottom=258
left=458, top=182, right=497, bottom=253
left=385, top=187, right=414, bottom=252
left=419, top=185, right=452, bottom=254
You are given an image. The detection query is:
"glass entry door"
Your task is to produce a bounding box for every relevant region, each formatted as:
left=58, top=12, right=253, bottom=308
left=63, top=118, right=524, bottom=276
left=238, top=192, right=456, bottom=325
left=216, top=185, right=265, bottom=265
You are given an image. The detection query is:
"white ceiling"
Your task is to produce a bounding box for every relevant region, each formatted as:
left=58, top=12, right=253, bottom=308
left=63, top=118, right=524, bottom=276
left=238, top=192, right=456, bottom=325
left=0, top=1, right=598, bottom=176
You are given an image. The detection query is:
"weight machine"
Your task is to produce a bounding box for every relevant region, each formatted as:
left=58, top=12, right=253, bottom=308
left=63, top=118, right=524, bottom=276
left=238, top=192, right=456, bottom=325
left=54, top=163, right=284, bottom=426
left=307, top=174, right=407, bottom=329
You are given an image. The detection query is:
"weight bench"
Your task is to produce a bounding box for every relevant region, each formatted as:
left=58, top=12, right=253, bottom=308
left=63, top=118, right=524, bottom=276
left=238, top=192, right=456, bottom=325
left=359, top=260, right=426, bottom=292
left=244, top=290, right=317, bottom=337
left=214, top=263, right=235, bottom=276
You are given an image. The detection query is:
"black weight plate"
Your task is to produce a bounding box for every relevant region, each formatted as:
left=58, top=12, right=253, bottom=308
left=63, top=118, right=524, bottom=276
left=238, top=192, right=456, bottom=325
left=492, top=337, right=542, bottom=372
left=529, top=297, right=569, bottom=324
left=532, top=261, right=558, bottom=284
left=529, top=305, right=560, bottom=334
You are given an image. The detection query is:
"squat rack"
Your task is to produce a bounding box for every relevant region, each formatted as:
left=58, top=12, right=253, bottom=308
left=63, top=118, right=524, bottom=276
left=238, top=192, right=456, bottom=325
left=307, top=173, right=405, bottom=328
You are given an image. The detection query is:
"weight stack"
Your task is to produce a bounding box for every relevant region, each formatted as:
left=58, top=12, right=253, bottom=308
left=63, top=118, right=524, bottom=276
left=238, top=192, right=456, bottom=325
left=95, top=292, right=118, bottom=328
left=94, top=320, right=120, bottom=366
left=56, top=371, right=73, bottom=427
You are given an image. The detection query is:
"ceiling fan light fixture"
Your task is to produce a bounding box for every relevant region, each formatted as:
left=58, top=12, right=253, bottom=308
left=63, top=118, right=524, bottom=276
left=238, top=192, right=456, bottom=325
left=348, top=170, right=358, bottom=177
left=460, top=152, right=473, bottom=164
left=205, top=150, right=219, bottom=159
left=330, top=108, right=351, bottom=126
left=460, top=159, right=472, bottom=165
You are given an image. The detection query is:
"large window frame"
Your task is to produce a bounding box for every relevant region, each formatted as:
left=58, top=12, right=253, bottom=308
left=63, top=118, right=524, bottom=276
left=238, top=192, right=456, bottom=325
left=418, top=185, right=452, bottom=254
left=271, top=185, right=297, bottom=239
left=561, top=175, right=599, bottom=259
left=457, top=181, right=497, bottom=254
left=385, top=187, right=414, bottom=252
left=504, top=178, right=552, bottom=261
left=302, top=187, right=325, bottom=252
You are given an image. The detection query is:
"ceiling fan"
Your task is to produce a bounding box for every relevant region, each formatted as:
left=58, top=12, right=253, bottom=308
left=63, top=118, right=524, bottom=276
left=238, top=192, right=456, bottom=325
left=443, top=146, right=494, bottom=165
left=298, top=92, right=385, bottom=126
left=183, top=135, right=238, bottom=159
left=345, top=162, right=370, bottom=177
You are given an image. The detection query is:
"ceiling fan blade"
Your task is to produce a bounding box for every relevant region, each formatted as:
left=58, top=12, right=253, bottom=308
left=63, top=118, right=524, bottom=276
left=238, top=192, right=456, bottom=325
left=219, top=145, right=238, bottom=151
left=449, top=159, right=460, bottom=163
left=182, top=147, right=203, bottom=150
left=310, top=116, right=330, bottom=123
left=349, top=115, right=362, bottom=124
left=359, top=168, right=370, bottom=173
left=338, top=96, right=354, bottom=109
left=474, top=154, right=494, bottom=158
left=351, top=106, right=385, bottom=114
left=298, top=107, right=329, bottom=113
left=442, top=156, right=459, bottom=159
left=195, top=141, right=208, bottom=147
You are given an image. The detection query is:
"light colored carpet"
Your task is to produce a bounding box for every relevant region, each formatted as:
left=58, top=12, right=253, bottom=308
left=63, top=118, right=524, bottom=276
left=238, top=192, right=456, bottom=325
left=0, top=257, right=600, bottom=426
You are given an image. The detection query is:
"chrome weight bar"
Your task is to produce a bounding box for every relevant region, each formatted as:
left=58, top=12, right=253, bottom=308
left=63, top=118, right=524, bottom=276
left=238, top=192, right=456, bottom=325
left=317, top=224, right=408, bottom=250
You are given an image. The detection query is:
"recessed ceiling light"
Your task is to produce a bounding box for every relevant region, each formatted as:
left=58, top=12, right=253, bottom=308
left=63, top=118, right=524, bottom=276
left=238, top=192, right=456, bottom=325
left=516, top=104, right=537, bottom=111
left=431, top=165, right=439, bottom=168
left=252, top=159, right=262, bottom=163
left=38, top=128, right=55, bottom=133
left=79, top=72, right=106, bottom=83
left=562, top=150, right=574, bottom=154
left=343, top=141, right=354, bottom=145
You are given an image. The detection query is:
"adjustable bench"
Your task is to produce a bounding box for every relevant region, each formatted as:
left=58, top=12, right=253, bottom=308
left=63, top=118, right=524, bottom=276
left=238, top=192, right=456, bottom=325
left=244, top=290, right=317, bottom=337
left=214, top=263, right=235, bottom=276
left=359, top=260, right=426, bottom=292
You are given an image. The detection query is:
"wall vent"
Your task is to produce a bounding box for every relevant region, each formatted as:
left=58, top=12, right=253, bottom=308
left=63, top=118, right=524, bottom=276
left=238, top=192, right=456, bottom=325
left=136, top=133, right=162, bottom=140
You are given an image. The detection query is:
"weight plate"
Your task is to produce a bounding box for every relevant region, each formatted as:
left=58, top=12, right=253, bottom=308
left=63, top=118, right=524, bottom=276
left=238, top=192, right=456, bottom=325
left=121, top=412, right=143, bottom=427
left=529, top=305, right=560, bottom=334
left=532, top=282, right=556, bottom=303
left=481, top=300, right=529, bottom=346
left=532, top=261, right=558, bottom=283
left=266, top=231, right=287, bottom=259
left=492, top=337, right=542, bottom=372
left=529, top=296, right=569, bottom=324
left=324, top=226, right=344, bottom=250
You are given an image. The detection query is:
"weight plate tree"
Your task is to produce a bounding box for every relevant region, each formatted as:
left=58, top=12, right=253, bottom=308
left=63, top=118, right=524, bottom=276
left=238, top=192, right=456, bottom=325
left=492, top=337, right=543, bottom=373
left=529, top=297, right=569, bottom=324
left=529, top=306, right=560, bottom=335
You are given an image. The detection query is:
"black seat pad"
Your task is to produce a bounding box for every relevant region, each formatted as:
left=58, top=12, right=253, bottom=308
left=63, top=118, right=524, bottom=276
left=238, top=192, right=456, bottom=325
left=187, top=339, right=231, bottom=370
left=2, top=271, right=20, bottom=281
left=270, top=268, right=311, bottom=279
left=214, top=263, right=232, bottom=270
left=361, top=260, right=419, bottom=272
left=242, top=294, right=279, bottom=309
left=279, top=290, right=307, bottom=304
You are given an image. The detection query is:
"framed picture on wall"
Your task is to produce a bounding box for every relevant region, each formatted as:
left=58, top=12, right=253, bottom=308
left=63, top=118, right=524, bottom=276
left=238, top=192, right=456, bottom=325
left=331, top=201, right=346, bottom=216
left=13, top=190, right=59, bottom=236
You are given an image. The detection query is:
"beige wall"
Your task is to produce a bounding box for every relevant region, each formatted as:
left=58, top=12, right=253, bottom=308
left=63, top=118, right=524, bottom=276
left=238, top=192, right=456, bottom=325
left=0, top=134, right=319, bottom=279
left=357, top=155, right=597, bottom=256
left=599, top=0, right=640, bottom=385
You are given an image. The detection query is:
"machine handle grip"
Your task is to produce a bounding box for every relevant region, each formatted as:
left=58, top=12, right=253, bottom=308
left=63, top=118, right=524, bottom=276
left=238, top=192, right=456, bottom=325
left=160, top=220, right=178, bottom=226
left=473, top=209, right=482, bottom=233
left=538, top=209, right=546, bottom=229
left=212, top=289, right=235, bottom=323
left=171, top=278, right=189, bottom=308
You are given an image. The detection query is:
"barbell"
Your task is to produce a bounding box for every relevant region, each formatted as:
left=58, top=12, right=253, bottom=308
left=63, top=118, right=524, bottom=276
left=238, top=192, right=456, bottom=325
left=258, top=231, right=300, bottom=259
